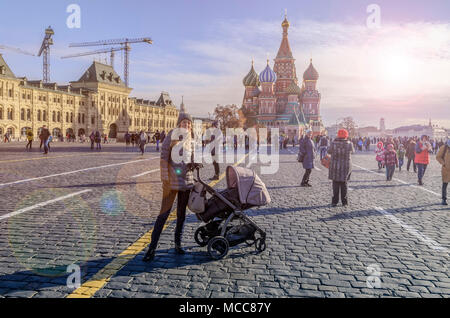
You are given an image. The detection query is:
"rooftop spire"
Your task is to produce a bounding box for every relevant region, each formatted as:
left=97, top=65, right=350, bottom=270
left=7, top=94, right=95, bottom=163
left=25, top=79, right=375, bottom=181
left=180, top=95, right=186, bottom=113
left=277, top=15, right=293, bottom=59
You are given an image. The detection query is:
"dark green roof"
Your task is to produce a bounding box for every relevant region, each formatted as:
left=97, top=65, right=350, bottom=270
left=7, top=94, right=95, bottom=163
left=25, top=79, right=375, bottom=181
left=0, top=54, right=16, bottom=78
left=73, top=61, right=125, bottom=87
left=156, top=92, right=173, bottom=106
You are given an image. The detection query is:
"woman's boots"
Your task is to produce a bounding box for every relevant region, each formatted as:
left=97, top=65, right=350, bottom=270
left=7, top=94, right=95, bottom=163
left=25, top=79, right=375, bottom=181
left=143, top=247, right=156, bottom=262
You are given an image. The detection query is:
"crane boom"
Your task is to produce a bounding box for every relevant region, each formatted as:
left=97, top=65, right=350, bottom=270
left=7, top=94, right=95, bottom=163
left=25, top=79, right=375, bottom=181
left=0, top=45, right=35, bottom=56
left=69, top=37, right=152, bottom=47
left=61, top=46, right=124, bottom=59
left=67, top=36, right=152, bottom=87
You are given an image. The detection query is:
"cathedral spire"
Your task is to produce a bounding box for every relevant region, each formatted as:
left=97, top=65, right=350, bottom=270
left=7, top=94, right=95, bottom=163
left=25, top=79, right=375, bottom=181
left=277, top=14, right=293, bottom=59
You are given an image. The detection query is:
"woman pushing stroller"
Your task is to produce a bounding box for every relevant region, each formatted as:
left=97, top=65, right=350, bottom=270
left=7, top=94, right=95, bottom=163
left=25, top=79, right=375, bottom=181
left=143, top=113, right=195, bottom=262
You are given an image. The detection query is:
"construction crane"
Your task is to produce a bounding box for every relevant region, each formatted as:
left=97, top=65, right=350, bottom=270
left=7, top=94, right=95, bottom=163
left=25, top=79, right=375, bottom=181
left=0, top=44, right=35, bottom=56
left=69, top=37, right=152, bottom=87
left=61, top=46, right=124, bottom=70
left=37, top=26, right=54, bottom=83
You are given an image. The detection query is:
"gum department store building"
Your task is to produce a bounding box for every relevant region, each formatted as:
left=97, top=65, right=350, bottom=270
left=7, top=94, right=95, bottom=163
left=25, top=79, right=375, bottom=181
left=242, top=16, right=325, bottom=138
left=0, top=54, right=179, bottom=141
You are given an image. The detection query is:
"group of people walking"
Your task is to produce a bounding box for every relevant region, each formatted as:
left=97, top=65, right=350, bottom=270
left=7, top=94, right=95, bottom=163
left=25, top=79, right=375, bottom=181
left=298, top=130, right=450, bottom=207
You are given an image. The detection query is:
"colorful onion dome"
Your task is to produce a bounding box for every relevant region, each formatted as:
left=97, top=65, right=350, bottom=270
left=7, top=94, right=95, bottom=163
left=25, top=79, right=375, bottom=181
left=242, top=61, right=260, bottom=87
left=285, top=82, right=301, bottom=95
left=303, top=59, right=319, bottom=81
left=282, top=16, right=290, bottom=28
left=259, top=60, right=277, bottom=83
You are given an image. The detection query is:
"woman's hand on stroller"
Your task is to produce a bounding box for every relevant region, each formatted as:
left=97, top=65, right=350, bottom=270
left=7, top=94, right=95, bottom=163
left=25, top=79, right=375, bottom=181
left=187, top=163, right=204, bottom=171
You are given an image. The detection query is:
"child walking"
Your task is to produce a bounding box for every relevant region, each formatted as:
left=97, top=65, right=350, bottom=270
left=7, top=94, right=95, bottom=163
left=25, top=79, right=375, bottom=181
left=384, top=144, right=399, bottom=181
left=375, top=141, right=385, bottom=170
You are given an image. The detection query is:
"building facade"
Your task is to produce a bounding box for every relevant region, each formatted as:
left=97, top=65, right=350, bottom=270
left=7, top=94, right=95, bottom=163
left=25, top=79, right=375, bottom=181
left=0, top=54, right=179, bottom=141
left=241, top=16, right=325, bottom=139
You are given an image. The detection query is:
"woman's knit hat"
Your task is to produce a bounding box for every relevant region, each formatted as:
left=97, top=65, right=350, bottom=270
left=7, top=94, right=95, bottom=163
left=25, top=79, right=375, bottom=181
left=337, top=129, right=348, bottom=139
left=177, top=112, right=193, bottom=127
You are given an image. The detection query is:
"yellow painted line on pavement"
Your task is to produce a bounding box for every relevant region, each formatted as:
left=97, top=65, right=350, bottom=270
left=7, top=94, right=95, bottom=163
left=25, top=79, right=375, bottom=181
left=67, top=154, right=248, bottom=298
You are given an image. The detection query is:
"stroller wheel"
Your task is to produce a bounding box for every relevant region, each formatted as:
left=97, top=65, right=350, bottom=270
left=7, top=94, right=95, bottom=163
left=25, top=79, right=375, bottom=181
left=255, top=238, right=266, bottom=253
left=207, top=236, right=229, bottom=260
left=194, top=227, right=209, bottom=247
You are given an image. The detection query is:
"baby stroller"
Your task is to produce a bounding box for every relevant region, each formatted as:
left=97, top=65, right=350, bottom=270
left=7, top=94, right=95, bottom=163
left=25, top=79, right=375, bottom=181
left=188, top=165, right=271, bottom=260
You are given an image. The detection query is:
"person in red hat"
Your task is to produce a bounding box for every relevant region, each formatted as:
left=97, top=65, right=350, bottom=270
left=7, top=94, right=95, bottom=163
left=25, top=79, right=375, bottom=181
left=328, top=129, right=354, bottom=207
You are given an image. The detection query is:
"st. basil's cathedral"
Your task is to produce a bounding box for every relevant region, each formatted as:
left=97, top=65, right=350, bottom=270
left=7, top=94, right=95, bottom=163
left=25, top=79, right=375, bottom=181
left=241, top=15, right=325, bottom=138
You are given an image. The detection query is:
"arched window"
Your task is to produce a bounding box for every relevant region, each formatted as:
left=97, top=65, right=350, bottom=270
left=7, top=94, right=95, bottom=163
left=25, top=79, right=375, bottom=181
left=52, top=128, right=61, bottom=137
left=53, top=111, right=56, bottom=122
left=57, top=112, right=61, bottom=122
left=37, top=110, right=41, bottom=121
left=70, top=112, right=73, bottom=123
left=0, top=106, right=3, bottom=120
left=43, top=110, right=47, bottom=122
left=21, top=127, right=30, bottom=137
left=27, top=109, right=31, bottom=121
left=66, top=112, right=69, bottom=123
left=21, top=108, right=25, bottom=120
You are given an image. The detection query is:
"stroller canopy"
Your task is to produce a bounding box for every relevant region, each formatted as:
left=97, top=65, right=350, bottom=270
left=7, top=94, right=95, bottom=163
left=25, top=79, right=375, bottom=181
left=226, top=166, right=271, bottom=206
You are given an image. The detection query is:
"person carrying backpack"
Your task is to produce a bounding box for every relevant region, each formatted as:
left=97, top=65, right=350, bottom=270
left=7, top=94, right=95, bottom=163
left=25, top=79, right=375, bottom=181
left=397, top=144, right=406, bottom=172
left=436, top=139, right=450, bottom=205
left=26, top=129, right=34, bottom=151
left=415, top=135, right=432, bottom=186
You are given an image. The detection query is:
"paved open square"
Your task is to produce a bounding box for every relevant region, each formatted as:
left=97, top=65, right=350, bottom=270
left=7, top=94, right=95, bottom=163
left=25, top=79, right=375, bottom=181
left=0, top=142, right=448, bottom=298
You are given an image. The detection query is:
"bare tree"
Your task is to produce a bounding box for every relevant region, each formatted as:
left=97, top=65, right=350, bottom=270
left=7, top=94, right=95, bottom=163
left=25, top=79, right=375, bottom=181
left=214, top=104, right=243, bottom=129
left=339, top=117, right=358, bottom=138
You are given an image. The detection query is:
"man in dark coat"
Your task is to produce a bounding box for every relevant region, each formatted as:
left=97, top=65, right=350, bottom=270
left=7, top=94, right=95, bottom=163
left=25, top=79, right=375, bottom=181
left=328, top=129, right=354, bottom=206
left=41, top=125, right=50, bottom=155
left=207, top=121, right=220, bottom=180
left=299, top=130, right=316, bottom=187
left=406, top=139, right=417, bottom=173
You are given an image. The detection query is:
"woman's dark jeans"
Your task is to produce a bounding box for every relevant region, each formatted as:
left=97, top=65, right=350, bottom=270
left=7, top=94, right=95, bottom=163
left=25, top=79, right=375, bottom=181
left=417, top=163, right=427, bottom=181
left=148, top=188, right=190, bottom=250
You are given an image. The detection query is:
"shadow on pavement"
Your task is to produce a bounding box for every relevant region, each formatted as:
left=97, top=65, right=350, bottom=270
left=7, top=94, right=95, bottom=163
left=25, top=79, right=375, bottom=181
left=318, top=204, right=449, bottom=222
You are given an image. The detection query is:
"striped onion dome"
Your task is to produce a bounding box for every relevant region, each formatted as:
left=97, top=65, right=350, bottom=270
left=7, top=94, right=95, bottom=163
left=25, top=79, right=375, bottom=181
left=242, top=61, right=260, bottom=87
left=285, top=82, right=301, bottom=95
left=303, top=59, right=319, bottom=81
left=259, top=60, right=277, bottom=83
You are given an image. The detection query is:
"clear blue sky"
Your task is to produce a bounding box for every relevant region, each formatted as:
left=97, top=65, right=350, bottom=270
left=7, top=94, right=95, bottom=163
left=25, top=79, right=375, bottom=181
left=1, top=0, right=449, bottom=127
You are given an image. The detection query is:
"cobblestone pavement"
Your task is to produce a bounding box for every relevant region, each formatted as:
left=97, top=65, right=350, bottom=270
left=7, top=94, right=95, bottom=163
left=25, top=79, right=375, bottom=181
left=0, top=142, right=448, bottom=298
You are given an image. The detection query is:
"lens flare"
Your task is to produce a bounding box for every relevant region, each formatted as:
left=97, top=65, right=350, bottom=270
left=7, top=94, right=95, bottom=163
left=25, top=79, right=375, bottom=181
left=8, top=189, right=96, bottom=277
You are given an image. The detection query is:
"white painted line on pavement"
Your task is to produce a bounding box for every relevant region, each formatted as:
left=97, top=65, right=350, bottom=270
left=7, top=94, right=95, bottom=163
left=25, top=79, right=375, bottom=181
left=409, top=185, right=440, bottom=197
left=246, top=155, right=257, bottom=168
left=314, top=166, right=322, bottom=171
left=0, top=189, right=92, bottom=221
left=0, top=157, right=159, bottom=188
left=131, top=169, right=160, bottom=178
left=375, top=207, right=448, bottom=254
left=353, top=164, right=440, bottom=197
